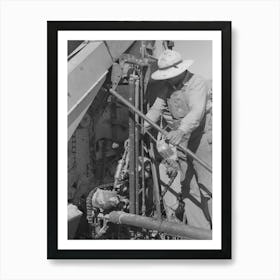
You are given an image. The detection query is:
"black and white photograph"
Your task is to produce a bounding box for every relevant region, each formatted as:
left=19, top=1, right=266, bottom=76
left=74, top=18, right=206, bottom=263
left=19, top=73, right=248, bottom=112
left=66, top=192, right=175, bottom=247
left=68, top=39, right=213, bottom=240
left=48, top=21, right=231, bottom=259
left=3, top=0, right=280, bottom=279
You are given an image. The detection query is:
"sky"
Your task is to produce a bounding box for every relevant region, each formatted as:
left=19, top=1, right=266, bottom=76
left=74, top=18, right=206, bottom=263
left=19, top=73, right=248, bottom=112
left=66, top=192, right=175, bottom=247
left=68, top=40, right=212, bottom=80
left=173, top=40, right=212, bottom=80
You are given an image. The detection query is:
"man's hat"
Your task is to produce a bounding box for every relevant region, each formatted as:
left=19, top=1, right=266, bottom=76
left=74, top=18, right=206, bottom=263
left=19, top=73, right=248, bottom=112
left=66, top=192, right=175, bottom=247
left=151, top=50, right=194, bottom=80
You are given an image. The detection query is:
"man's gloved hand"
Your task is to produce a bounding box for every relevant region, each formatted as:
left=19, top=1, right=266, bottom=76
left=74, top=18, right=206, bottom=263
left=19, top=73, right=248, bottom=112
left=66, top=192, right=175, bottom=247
left=166, top=129, right=185, bottom=146
left=142, top=126, right=150, bottom=136
left=143, top=121, right=151, bottom=135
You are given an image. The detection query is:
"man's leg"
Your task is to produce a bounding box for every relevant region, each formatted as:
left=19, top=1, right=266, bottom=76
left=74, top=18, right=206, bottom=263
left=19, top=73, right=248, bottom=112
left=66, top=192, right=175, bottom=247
left=180, top=159, right=211, bottom=230
left=159, top=162, right=181, bottom=221
left=193, top=131, right=212, bottom=220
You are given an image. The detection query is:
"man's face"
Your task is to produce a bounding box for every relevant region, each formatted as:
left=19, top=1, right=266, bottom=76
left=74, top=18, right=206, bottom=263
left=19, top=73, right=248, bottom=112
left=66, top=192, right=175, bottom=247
left=166, top=71, right=186, bottom=87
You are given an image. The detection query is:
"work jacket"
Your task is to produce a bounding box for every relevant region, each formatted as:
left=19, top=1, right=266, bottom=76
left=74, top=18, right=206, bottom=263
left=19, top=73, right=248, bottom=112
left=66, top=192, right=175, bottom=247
left=146, top=73, right=211, bottom=142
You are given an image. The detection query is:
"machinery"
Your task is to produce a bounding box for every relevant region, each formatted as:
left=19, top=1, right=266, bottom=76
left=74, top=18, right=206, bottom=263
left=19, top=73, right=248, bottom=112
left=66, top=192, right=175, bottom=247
left=67, top=40, right=212, bottom=240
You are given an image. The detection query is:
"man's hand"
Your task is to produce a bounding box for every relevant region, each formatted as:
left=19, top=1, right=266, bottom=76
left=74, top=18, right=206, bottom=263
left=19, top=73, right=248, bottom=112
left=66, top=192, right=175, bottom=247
left=143, top=121, right=150, bottom=134
left=166, top=129, right=185, bottom=146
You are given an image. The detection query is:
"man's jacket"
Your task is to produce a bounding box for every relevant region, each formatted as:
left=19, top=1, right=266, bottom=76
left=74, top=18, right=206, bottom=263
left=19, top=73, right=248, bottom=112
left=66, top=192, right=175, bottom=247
left=146, top=73, right=211, bottom=140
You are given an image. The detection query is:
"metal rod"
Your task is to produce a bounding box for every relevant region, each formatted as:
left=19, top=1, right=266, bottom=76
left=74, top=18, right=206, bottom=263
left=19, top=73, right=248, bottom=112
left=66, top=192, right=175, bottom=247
left=148, top=142, right=162, bottom=220
left=109, top=88, right=212, bottom=173
left=140, top=73, right=146, bottom=215
left=134, top=78, right=140, bottom=215
left=107, top=211, right=212, bottom=240
left=128, top=77, right=136, bottom=214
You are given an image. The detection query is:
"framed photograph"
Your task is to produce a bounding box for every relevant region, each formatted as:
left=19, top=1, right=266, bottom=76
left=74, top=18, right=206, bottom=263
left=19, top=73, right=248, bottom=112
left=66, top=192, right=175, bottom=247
left=47, top=21, right=231, bottom=259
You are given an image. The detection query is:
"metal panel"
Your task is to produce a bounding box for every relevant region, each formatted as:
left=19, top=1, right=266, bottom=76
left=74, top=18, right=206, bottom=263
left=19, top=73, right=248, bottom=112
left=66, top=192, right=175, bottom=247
left=68, top=42, right=111, bottom=112
left=68, top=73, right=106, bottom=140
left=68, top=41, right=135, bottom=139
left=105, top=41, right=134, bottom=60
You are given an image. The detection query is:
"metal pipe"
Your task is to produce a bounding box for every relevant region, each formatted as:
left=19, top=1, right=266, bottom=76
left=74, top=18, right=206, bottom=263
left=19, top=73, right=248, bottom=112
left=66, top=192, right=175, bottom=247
left=128, top=77, right=136, bottom=214
left=140, top=73, right=146, bottom=215
left=134, top=78, right=140, bottom=215
left=109, top=89, right=212, bottom=173
left=107, top=211, right=212, bottom=240
left=148, top=142, right=162, bottom=220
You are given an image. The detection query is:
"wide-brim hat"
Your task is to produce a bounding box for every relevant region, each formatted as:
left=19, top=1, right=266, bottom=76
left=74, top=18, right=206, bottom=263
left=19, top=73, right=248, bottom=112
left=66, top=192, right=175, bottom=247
left=151, top=49, right=194, bottom=80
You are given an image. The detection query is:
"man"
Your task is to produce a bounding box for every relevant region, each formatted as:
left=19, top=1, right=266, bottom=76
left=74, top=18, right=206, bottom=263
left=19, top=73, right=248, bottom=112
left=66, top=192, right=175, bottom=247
left=145, top=49, right=212, bottom=230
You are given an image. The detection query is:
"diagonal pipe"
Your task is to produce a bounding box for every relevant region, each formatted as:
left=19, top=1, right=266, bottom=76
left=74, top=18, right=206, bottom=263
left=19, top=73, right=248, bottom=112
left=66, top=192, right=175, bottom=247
left=109, top=88, right=212, bottom=173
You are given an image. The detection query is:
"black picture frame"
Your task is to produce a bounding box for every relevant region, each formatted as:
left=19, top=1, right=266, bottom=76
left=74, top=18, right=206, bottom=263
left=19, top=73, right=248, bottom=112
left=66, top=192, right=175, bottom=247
left=47, top=21, right=231, bottom=259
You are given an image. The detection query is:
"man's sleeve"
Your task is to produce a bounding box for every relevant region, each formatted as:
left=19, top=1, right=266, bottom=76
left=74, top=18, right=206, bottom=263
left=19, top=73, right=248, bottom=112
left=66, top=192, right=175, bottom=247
left=178, top=79, right=207, bottom=136
left=144, top=97, right=165, bottom=128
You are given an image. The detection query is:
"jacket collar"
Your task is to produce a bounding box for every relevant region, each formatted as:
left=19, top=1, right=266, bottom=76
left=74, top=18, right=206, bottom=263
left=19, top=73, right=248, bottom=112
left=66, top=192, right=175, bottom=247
left=171, top=71, right=194, bottom=90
